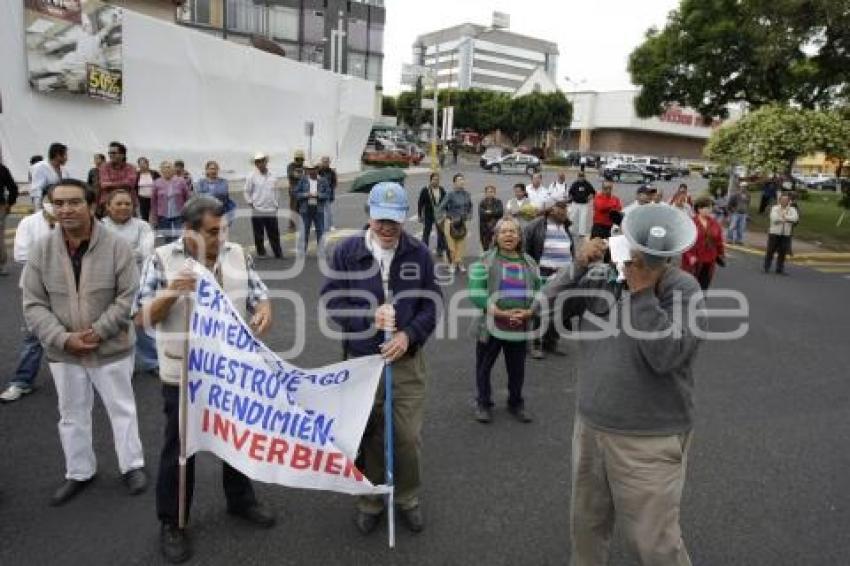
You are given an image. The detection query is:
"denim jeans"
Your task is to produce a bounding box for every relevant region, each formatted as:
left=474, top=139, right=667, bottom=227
left=156, top=217, right=183, bottom=245
left=135, top=327, right=159, bottom=373
left=300, top=204, right=325, bottom=253
left=10, top=327, right=43, bottom=388
left=324, top=201, right=334, bottom=229
left=727, top=212, right=747, bottom=243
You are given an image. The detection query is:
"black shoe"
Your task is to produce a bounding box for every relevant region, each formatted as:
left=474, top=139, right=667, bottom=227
left=474, top=406, right=493, bottom=423
left=227, top=503, right=276, bottom=528
left=50, top=477, right=94, bottom=506
left=776, top=270, right=788, bottom=276
left=542, top=344, right=567, bottom=356
left=354, top=509, right=382, bottom=535
left=124, top=468, right=148, bottom=496
left=398, top=505, right=424, bottom=533
left=508, top=406, right=533, bottom=424
left=160, top=523, right=192, bottom=564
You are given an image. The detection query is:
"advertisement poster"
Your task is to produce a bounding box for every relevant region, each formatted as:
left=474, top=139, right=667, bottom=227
left=24, top=0, right=123, bottom=103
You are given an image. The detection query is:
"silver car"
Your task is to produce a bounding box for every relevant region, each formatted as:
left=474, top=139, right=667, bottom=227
left=485, top=152, right=541, bottom=175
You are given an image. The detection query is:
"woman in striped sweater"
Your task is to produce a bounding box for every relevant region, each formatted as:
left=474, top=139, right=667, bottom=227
left=468, top=217, right=542, bottom=424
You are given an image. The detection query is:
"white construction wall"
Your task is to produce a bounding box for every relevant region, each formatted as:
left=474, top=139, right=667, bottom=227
left=0, top=0, right=375, bottom=181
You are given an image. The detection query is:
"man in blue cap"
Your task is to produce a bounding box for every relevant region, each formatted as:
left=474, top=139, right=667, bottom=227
left=320, top=182, right=441, bottom=535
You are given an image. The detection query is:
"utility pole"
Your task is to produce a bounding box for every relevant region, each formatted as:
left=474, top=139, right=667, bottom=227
left=430, top=43, right=440, bottom=172
left=330, top=10, right=346, bottom=73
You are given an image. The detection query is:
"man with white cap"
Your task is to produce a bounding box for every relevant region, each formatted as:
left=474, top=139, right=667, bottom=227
left=244, top=152, right=283, bottom=259
left=320, top=182, right=441, bottom=536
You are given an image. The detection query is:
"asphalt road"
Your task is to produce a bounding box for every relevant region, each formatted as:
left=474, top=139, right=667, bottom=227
left=1, top=163, right=849, bottom=565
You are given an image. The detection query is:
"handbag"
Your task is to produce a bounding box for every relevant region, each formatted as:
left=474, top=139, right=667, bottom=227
left=449, top=217, right=467, bottom=240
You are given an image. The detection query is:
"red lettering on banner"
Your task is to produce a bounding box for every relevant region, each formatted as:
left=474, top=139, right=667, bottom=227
left=213, top=413, right=229, bottom=442
left=232, top=423, right=251, bottom=451
left=249, top=434, right=268, bottom=461
left=203, top=411, right=368, bottom=484
left=312, top=449, right=324, bottom=472
left=266, top=438, right=288, bottom=464
left=291, top=444, right=312, bottom=469
left=324, top=453, right=343, bottom=475
left=343, top=459, right=364, bottom=482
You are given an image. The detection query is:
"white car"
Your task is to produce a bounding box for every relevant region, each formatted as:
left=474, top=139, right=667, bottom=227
left=793, top=172, right=835, bottom=188
left=484, top=152, right=541, bottom=175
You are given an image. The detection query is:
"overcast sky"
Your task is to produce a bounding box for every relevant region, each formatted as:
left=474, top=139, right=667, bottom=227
left=382, top=0, right=680, bottom=95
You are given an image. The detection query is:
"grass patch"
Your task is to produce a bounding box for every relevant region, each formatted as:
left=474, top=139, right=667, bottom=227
left=747, top=191, right=850, bottom=250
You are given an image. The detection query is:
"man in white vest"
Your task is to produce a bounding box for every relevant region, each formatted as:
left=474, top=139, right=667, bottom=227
left=132, top=195, right=275, bottom=564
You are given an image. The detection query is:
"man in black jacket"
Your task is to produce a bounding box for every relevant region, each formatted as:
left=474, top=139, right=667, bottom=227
left=417, top=172, right=447, bottom=258
left=524, top=196, right=574, bottom=358
left=0, top=161, right=19, bottom=276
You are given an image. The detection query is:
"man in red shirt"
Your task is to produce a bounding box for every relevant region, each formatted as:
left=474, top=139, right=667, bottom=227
left=591, top=181, right=622, bottom=238
left=98, top=141, right=138, bottom=212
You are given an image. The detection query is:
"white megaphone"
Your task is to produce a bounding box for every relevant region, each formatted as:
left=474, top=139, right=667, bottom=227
left=621, top=204, right=697, bottom=258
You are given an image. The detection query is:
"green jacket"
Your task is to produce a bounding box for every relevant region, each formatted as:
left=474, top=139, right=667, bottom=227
left=468, top=249, right=542, bottom=342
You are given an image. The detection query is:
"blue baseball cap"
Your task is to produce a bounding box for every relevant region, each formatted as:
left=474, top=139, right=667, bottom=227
left=367, top=182, right=409, bottom=223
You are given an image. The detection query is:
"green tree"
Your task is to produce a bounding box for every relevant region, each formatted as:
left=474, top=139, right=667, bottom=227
left=705, top=104, right=847, bottom=175
left=505, top=92, right=572, bottom=146
left=629, top=0, right=850, bottom=119
left=381, top=95, right=397, bottom=117
left=821, top=106, right=850, bottom=179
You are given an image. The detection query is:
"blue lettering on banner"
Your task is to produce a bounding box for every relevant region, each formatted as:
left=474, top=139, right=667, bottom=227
left=191, top=276, right=346, bottom=448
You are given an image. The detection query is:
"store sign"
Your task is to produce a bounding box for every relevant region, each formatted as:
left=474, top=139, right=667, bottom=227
left=659, top=106, right=720, bottom=128
left=24, top=0, right=124, bottom=103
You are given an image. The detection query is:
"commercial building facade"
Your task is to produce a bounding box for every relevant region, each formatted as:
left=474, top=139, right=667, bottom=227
left=565, top=90, right=737, bottom=160
left=177, top=0, right=385, bottom=87
left=411, top=21, right=558, bottom=94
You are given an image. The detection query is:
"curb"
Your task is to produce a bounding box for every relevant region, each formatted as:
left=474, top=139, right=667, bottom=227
left=726, top=244, right=850, bottom=261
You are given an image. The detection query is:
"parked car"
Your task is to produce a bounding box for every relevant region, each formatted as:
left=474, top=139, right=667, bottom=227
left=812, top=176, right=848, bottom=192
left=603, top=162, right=655, bottom=183
left=480, top=146, right=510, bottom=168
left=793, top=172, right=836, bottom=189
left=484, top=152, right=542, bottom=175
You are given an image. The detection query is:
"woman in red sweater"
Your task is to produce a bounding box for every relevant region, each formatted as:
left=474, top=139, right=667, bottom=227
left=682, top=196, right=726, bottom=289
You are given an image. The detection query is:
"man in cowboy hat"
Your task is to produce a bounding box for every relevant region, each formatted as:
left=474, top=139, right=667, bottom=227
left=293, top=160, right=332, bottom=256
left=244, top=152, right=283, bottom=258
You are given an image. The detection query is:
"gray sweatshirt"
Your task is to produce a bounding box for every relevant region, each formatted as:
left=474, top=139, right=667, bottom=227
left=541, top=264, right=705, bottom=435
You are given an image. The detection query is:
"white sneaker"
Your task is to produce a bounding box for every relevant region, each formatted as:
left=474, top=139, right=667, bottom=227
left=0, top=384, right=32, bottom=403
left=449, top=265, right=457, bottom=274
left=458, top=264, right=467, bottom=273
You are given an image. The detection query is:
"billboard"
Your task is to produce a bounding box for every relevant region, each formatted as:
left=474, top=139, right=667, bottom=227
left=24, top=0, right=123, bottom=103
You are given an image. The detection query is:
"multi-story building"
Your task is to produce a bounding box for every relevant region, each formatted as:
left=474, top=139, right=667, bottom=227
left=411, top=17, right=558, bottom=94
left=177, top=0, right=385, bottom=87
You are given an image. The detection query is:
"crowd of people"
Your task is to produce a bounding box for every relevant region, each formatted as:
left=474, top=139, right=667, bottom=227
left=0, top=145, right=805, bottom=565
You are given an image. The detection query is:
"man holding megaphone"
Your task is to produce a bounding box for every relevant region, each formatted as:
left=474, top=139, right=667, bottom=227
left=539, top=204, right=704, bottom=566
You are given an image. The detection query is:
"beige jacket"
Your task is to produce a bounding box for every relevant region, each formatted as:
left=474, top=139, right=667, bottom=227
left=23, top=220, right=139, bottom=366
left=768, top=204, right=799, bottom=236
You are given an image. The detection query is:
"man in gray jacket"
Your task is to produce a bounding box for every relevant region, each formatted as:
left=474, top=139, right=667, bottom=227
left=23, top=179, right=147, bottom=506
left=540, top=206, right=705, bottom=566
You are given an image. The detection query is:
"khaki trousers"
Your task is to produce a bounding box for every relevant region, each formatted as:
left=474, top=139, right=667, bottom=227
left=570, top=417, right=692, bottom=566
left=443, top=219, right=467, bottom=267
left=358, top=350, right=427, bottom=513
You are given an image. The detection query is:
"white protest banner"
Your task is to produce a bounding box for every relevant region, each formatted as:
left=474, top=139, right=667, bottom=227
left=185, top=267, right=389, bottom=496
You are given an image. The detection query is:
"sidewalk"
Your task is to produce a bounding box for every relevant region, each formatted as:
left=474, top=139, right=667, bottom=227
left=727, top=230, right=850, bottom=260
